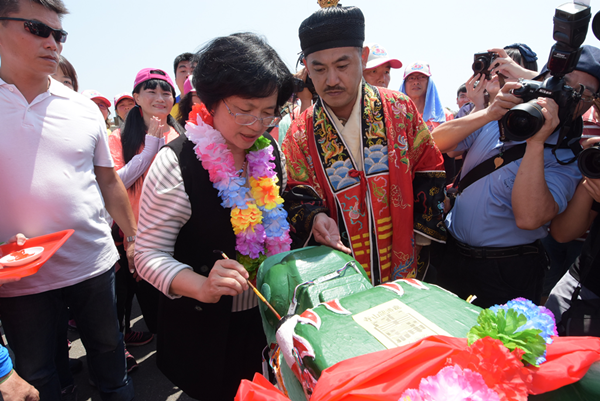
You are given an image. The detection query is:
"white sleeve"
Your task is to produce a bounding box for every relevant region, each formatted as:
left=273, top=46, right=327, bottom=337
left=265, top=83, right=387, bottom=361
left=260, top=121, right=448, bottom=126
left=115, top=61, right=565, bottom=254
left=116, top=135, right=161, bottom=189
left=134, top=147, right=193, bottom=298
left=93, top=125, right=114, bottom=168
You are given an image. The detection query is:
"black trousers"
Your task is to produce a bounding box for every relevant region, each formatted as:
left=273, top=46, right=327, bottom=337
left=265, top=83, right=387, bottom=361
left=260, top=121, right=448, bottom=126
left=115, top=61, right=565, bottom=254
left=115, top=243, right=160, bottom=334
left=435, top=234, right=548, bottom=308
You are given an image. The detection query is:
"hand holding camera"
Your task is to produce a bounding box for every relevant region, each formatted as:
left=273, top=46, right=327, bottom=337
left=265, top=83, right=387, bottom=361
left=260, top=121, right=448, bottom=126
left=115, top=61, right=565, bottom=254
left=500, top=2, right=591, bottom=143
left=581, top=175, right=600, bottom=202
left=488, top=48, right=538, bottom=82
left=465, top=73, right=487, bottom=110
left=485, top=82, right=523, bottom=121
left=292, top=67, right=316, bottom=112
left=525, top=97, right=561, bottom=145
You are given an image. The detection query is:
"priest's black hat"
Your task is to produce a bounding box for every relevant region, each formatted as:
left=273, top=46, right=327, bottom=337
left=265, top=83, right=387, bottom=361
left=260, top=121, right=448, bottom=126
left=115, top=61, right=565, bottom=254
left=299, top=6, right=365, bottom=57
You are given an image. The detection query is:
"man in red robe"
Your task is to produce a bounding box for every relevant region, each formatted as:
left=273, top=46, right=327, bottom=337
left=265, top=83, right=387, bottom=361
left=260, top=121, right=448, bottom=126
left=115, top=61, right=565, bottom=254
left=283, top=5, right=447, bottom=284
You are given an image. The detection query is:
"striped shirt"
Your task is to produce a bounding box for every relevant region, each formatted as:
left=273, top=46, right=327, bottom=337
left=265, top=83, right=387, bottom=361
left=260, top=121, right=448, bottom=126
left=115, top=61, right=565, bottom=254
left=134, top=147, right=258, bottom=312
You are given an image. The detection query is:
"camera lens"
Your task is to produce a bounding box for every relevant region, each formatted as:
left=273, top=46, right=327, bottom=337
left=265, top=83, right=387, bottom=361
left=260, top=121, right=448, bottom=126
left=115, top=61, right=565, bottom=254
left=472, top=58, right=488, bottom=74
left=501, top=101, right=545, bottom=141
left=578, top=146, right=600, bottom=179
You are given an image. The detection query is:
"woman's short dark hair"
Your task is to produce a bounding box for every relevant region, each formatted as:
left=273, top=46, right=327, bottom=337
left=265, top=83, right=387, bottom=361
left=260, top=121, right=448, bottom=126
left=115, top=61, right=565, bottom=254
left=505, top=47, right=538, bottom=72
left=120, top=75, right=184, bottom=191
left=58, top=55, right=78, bottom=92
left=193, top=32, right=294, bottom=113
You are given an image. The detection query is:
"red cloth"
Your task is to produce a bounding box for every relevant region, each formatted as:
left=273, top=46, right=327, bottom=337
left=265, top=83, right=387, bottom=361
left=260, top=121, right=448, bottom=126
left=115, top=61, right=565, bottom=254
left=235, top=373, right=290, bottom=401
left=309, top=336, right=600, bottom=401
left=311, top=336, right=467, bottom=401
left=235, top=336, right=600, bottom=401
left=528, top=336, right=600, bottom=394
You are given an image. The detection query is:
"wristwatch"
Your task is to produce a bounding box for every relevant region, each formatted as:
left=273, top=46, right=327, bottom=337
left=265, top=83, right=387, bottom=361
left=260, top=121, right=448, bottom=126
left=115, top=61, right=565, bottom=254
left=126, top=235, right=137, bottom=243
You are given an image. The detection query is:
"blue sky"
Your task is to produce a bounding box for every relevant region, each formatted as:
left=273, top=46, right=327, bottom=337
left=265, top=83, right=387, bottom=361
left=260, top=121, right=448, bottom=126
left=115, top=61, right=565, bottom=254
left=59, top=0, right=600, bottom=113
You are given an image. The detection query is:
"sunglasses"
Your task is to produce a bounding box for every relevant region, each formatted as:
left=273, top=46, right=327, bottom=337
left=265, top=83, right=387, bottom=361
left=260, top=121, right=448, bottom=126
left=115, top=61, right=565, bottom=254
left=0, top=17, right=68, bottom=43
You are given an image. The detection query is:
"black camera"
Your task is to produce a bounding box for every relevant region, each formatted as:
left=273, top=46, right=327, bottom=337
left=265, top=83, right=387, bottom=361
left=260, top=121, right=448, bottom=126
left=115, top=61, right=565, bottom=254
left=292, top=78, right=305, bottom=93
left=500, top=2, right=591, bottom=142
left=500, top=77, right=584, bottom=141
left=295, top=54, right=317, bottom=96
left=578, top=143, right=600, bottom=178
left=472, top=52, right=498, bottom=80
left=294, top=75, right=316, bottom=95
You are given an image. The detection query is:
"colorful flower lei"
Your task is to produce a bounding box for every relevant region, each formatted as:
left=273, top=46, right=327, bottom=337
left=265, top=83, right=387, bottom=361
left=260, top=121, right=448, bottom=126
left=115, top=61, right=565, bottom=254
left=185, top=103, right=292, bottom=279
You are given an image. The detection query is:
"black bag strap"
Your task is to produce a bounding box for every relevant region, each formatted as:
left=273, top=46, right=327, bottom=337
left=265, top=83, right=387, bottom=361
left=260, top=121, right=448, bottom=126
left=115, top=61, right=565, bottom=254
left=457, top=144, right=527, bottom=194
left=573, top=224, right=600, bottom=287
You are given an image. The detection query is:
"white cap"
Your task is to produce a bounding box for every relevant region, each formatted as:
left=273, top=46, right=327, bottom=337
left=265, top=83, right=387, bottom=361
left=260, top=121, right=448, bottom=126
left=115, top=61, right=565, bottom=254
left=403, top=61, right=432, bottom=79
left=365, top=43, right=402, bottom=70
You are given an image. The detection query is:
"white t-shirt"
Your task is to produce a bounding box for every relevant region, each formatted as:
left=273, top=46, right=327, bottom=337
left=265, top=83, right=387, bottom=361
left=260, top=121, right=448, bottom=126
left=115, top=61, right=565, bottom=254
left=0, top=77, right=119, bottom=297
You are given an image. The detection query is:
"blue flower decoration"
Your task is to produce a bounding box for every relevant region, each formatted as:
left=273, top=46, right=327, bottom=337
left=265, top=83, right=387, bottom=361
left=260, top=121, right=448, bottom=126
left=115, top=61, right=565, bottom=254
left=490, top=297, right=558, bottom=365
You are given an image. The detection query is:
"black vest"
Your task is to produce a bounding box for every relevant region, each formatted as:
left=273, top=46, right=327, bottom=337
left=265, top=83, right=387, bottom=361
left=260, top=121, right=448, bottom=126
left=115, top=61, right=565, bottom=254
left=156, top=133, right=283, bottom=399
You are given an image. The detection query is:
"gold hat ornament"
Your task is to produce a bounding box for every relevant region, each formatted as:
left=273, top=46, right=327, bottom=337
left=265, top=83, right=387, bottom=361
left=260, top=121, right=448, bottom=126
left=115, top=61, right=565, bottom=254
left=318, top=0, right=340, bottom=8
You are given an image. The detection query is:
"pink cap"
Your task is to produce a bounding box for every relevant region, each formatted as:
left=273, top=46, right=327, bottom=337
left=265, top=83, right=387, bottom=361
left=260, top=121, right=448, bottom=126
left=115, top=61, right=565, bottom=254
left=81, top=89, right=111, bottom=107
left=403, top=61, right=432, bottom=79
left=183, top=75, right=196, bottom=96
left=133, top=68, right=175, bottom=91
left=114, top=92, right=134, bottom=106
left=365, top=43, right=402, bottom=70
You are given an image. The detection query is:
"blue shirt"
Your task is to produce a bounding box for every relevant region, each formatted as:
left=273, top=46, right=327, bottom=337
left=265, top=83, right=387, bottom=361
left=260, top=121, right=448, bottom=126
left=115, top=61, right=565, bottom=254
left=445, top=121, right=581, bottom=247
left=0, top=345, right=13, bottom=377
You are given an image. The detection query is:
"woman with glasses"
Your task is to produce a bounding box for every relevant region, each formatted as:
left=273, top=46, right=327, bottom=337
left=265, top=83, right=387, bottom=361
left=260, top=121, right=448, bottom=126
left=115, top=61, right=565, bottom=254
left=135, top=33, right=293, bottom=401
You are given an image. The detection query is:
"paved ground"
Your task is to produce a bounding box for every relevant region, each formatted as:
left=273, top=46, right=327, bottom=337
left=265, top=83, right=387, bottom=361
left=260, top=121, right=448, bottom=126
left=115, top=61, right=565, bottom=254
left=67, top=298, right=196, bottom=401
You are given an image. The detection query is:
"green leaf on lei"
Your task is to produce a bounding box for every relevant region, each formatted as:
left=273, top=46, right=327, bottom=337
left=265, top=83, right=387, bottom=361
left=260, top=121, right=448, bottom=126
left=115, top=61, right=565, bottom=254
left=467, top=308, right=546, bottom=366
left=248, top=136, right=270, bottom=152
left=236, top=252, right=267, bottom=281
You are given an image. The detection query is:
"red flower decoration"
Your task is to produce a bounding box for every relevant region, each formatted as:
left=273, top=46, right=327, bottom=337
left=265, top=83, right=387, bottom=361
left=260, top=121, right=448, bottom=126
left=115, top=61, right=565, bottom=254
left=187, top=102, right=213, bottom=127
left=450, top=337, right=532, bottom=401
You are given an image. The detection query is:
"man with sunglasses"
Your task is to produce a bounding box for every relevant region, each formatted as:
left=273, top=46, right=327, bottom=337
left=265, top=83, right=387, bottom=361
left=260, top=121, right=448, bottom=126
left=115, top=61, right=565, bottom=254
left=432, top=45, right=600, bottom=309
left=0, top=1, right=135, bottom=400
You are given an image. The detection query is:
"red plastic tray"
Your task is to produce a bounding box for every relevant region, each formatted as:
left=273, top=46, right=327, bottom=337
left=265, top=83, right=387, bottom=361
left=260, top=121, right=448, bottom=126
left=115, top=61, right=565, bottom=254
left=0, top=229, right=74, bottom=279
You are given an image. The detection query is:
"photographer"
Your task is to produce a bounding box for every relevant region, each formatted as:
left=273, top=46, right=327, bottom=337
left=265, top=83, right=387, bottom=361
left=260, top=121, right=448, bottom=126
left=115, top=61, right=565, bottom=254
left=545, top=135, right=600, bottom=334
left=465, top=46, right=538, bottom=115
left=432, top=45, right=600, bottom=308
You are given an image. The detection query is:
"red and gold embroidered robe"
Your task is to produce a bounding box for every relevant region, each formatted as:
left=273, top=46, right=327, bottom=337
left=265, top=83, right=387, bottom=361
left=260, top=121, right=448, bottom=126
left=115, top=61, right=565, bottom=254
left=283, top=83, right=446, bottom=283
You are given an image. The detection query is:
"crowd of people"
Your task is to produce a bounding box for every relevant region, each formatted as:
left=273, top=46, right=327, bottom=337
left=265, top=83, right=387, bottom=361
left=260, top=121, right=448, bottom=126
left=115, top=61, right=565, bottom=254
left=1, top=0, right=600, bottom=401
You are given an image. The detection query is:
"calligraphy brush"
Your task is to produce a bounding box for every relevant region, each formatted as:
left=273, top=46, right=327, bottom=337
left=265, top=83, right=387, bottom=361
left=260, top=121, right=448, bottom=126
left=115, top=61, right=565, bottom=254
left=213, top=250, right=281, bottom=320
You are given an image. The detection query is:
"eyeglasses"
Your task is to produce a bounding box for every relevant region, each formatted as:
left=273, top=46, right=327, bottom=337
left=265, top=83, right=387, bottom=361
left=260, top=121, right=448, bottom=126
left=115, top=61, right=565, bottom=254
left=223, top=100, right=280, bottom=127
left=578, top=85, right=598, bottom=103
left=581, top=93, right=597, bottom=103
left=564, top=79, right=598, bottom=103
left=0, top=17, right=68, bottom=43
